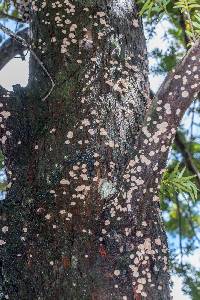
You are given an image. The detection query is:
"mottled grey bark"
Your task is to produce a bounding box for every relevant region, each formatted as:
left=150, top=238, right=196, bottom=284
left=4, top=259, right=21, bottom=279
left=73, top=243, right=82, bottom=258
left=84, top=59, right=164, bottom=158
left=1, top=1, right=200, bottom=300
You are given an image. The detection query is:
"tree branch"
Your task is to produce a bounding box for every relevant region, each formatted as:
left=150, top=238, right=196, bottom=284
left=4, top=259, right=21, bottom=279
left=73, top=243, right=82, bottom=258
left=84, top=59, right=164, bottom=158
left=150, top=88, right=200, bottom=184
left=175, top=132, right=200, bottom=186
left=174, top=16, right=200, bottom=185
left=0, top=26, right=29, bottom=71
left=125, top=39, right=200, bottom=189
left=155, top=38, right=200, bottom=127
left=179, top=12, right=190, bottom=47
left=0, top=23, right=55, bottom=100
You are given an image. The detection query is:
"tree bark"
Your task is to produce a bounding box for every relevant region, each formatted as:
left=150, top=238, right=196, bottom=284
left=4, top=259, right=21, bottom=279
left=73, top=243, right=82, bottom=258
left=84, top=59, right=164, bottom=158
left=1, top=1, right=200, bottom=299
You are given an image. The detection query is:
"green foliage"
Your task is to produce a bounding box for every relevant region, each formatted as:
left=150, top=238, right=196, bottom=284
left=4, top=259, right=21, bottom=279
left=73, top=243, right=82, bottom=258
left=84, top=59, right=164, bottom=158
left=174, top=0, right=200, bottom=39
left=160, top=160, right=200, bottom=297
left=189, top=141, right=200, bottom=153
left=174, top=0, right=200, bottom=11
left=193, top=13, right=200, bottom=35
left=0, top=181, right=7, bottom=191
left=138, top=0, right=200, bottom=79
left=0, top=0, right=22, bottom=22
left=150, top=44, right=183, bottom=74
left=138, top=0, right=200, bottom=40
left=138, top=0, right=170, bottom=19
left=0, top=0, right=10, bottom=13
left=0, top=0, right=24, bottom=44
left=160, top=163, right=198, bottom=201
left=175, top=263, right=200, bottom=299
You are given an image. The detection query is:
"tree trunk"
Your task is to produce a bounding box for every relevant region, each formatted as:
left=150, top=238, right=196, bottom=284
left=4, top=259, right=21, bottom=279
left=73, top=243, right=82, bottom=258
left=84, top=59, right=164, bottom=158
left=0, top=1, right=171, bottom=299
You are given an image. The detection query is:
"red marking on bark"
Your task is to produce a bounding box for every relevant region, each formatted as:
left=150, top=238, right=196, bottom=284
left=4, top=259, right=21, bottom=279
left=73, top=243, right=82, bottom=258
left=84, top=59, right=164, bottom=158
left=133, top=287, right=142, bottom=300
left=62, top=256, right=70, bottom=269
left=99, top=244, right=107, bottom=257
left=27, top=259, right=32, bottom=268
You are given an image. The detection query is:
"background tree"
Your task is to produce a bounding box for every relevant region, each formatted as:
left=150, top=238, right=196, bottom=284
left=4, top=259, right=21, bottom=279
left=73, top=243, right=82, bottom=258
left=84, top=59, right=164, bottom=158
left=0, top=1, right=200, bottom=299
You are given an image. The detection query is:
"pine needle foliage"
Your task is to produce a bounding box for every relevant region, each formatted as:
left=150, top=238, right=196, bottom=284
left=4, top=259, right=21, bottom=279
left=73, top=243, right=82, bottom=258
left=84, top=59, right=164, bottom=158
left=138, top=0, right=200, bottom=40
left=160, top=163, right=198, bottom=201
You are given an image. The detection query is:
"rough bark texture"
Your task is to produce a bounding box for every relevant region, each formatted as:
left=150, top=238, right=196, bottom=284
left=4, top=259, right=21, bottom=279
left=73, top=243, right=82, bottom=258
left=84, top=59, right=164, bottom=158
left=1, top=1, right=200, bottom=300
